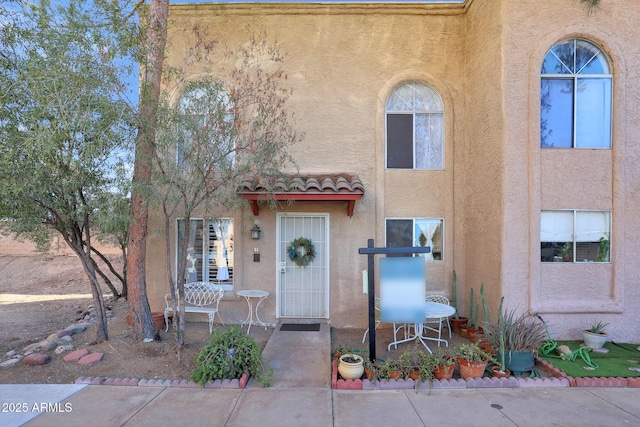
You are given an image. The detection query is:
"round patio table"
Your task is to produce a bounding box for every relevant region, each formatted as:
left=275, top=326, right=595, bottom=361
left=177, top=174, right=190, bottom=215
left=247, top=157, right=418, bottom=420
left=236, top=290, right=269, bottom=334
left=387, top=302, right=456, bottom=353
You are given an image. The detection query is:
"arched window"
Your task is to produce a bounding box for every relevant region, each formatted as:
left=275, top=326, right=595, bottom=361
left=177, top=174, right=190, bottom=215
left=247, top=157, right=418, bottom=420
left=385, top=82, right=444, bottom=169
left=177, top=82, right=235, bottom=167
left=540, top=39, right=612, bottom=148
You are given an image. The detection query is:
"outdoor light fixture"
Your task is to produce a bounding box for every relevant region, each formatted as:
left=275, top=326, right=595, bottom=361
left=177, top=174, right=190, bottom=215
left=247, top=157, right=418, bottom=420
left=250, top=224, right=261, bottom=240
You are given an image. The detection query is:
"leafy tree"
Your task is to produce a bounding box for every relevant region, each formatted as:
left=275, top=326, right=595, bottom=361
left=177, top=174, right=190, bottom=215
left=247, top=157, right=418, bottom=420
left=0, top=0, right=137, bottom=342
left=154, top=27, right=300, bottom=353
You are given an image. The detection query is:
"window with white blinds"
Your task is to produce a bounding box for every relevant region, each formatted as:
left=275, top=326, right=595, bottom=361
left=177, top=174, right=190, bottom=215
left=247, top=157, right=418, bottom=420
left=177, top=218, right=234, bottom=288
left=540, top=210, right=610, bottom=263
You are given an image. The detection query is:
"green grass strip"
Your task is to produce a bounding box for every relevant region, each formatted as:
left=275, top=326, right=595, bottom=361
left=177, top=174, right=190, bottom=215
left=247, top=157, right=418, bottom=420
left=538, top=341, right=640, bottom=378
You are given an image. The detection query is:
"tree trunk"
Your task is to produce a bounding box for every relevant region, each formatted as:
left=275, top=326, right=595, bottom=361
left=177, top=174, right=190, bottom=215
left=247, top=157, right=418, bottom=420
left=90, top=257, right=121, bottom=299
left=127, top=0, right=169, bottom=341
left=80, top=253, right=109, bottom=343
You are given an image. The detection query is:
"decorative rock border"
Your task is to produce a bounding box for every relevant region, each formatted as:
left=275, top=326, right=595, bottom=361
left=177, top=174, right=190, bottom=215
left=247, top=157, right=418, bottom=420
left=74, top=373, right=250, bottom=389
left=1, top=300, right=111, bottom=369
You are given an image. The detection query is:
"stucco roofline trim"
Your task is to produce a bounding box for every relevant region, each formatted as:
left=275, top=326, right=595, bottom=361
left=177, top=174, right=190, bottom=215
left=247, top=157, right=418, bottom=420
left=168, top=2, right=469, bottom=16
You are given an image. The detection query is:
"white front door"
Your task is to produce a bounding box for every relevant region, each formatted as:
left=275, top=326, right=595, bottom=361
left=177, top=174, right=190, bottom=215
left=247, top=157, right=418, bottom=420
left=276, top=213, right=329, bottom=319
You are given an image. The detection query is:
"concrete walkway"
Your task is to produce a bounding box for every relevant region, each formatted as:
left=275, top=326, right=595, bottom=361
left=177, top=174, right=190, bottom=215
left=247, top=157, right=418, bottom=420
left=2, top=324, right=640, bottom=426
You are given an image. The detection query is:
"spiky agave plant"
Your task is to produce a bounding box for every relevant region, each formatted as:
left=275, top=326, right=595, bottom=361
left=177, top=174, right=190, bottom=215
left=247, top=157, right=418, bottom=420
left=580, top=0, right=601, bottom=13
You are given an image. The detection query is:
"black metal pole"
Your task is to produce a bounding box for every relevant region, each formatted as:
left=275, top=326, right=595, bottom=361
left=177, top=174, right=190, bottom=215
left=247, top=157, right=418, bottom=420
left=366, top=239, right=376, bottom=361
left=358, top=240, right=430, bottom=363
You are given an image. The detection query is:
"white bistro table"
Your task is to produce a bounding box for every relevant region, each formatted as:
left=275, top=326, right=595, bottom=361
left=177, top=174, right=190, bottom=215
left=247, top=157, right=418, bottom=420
left=387, top=301, right=456, bottom=353
left=236, top=290, right=269, bottom=334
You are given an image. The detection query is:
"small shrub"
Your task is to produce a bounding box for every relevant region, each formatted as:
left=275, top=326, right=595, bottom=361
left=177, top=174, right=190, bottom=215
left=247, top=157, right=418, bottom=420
left=190, top=326, right=273, bottom=387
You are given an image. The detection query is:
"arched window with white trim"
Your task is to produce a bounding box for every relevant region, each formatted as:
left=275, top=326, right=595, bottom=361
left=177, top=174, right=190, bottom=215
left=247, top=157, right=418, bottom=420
left=386, top=82, right=444, bottom=169
left=540, top=39, right=612, bottom=149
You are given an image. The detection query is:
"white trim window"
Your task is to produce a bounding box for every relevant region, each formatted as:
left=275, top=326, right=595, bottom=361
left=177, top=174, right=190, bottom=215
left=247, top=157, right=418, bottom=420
left=540, top=210, right=610, bottom=263
left=386, top=82, right=444, bottom=169
left=177, top=82, right=235, bottom=168
left=176, top=218, right=235, bottom=289
left=540, top=39, right=612, bottom=149
left=385, top=218, right=444, bottom=261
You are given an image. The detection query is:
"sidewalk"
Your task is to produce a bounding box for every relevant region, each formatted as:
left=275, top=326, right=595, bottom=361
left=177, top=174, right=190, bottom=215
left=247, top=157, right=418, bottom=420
left=3, top=383, right=640, bottom=426
left=2, top=324, right=640, bottom=426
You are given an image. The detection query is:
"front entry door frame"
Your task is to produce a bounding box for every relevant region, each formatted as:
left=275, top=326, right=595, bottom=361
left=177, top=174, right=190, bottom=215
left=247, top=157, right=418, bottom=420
left=276, top=212, right=330, bottom=319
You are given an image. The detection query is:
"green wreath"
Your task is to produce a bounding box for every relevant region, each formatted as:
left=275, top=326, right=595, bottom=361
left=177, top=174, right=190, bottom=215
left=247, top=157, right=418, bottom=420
left=287, top=237, right=316, bottom=267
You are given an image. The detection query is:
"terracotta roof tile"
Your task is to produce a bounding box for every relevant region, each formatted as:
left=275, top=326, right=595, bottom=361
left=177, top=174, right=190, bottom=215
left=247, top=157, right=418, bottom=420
left=239, top=174, right=364, bottom=217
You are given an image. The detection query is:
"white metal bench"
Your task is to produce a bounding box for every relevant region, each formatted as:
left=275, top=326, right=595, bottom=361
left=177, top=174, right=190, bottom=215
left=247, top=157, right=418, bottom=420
left=164, top=282, right=225, bottom=334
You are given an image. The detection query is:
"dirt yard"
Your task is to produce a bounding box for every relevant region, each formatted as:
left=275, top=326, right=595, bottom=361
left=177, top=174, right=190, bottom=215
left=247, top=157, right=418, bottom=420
left=0, top=255, right=274, bottom=384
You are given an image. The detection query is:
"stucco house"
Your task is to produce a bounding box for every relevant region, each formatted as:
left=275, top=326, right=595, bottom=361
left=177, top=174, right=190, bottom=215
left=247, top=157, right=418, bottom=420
left=145, top=0, right=640, bottom=342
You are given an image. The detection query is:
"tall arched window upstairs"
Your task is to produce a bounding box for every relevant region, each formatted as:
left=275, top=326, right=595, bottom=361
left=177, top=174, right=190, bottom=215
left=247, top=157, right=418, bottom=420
left=386, top=82, right=444, bottom=169
left=177, top=82, right=235, bottom=168
left=540, top=39, right=612, bottom=149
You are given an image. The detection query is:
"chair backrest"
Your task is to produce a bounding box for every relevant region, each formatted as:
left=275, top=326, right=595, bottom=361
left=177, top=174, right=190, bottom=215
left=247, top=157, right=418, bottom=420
left=425, top=294, right=450, bottom=305
left=183, top=282, right=224, bottom=307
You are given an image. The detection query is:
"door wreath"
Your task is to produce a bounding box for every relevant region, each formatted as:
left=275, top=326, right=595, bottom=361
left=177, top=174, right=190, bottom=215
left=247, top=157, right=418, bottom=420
left=288, top=237, right=316, bottom=267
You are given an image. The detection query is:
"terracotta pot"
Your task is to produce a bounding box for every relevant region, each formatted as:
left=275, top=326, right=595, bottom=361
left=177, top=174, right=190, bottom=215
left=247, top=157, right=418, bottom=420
left=389, top=370, right=402, bottom=380
left=408, top=368, right=420, bottom=380
left=459, top=327, right=469, bottom=338
left=433, top=362, right=455, bottom=380
left=491, top=365, right=511, bottom=378
left=364, top=367, right=375, bottom=381
left=469, top=330, right=484, bottom=343
left=477, top=341, right=494, bottom=355
left=127, top=313, right=170, bottom=330
left=457, top=358, right=488, bottom=379
left=151, top=312, right=165, bottom=331
left=451, top=317, right=468, bottom=334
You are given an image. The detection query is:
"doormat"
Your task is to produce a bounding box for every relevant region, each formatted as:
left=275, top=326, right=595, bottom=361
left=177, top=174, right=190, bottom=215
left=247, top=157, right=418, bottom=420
left=280, top=323, right=321, bottom=332
left=538, top=341, right=640, bottom=378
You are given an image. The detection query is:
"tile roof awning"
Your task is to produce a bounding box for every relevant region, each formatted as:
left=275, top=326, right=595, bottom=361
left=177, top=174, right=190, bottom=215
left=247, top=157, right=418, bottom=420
left=239, top=174, right=365, bottom=217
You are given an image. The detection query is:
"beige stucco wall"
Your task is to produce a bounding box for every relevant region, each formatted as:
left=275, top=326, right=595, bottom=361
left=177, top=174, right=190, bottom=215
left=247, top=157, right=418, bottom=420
left=458, top=0, right=504, bottom=317
left=502, top=0, right=640, bottom=341
left=149, top=2, right=466, bottom=328
left=148, top=1, right=640, bottom=342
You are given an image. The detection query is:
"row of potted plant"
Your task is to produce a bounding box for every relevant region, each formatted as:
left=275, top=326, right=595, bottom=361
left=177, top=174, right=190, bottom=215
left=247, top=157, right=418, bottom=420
left=335, top=342, right=497, bottom=383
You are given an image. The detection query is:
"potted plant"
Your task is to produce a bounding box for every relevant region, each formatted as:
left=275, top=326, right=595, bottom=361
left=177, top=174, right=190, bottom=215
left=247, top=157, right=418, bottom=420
left=338, top=353, right=365, bottom=380
left=559, top=242, right=572, bottom=262
left=582, top=321, right=609, bottom=349
left=363, top=357, right=380, bottom=381
left=378, top=358, right=403, bottom=380
left=431, top=347, right=456, bottom=380
left=190, top=325, right=273, bottom=387
left=450, top=271, right=469, bottom=333
left=397, top=344, right=433, bottom=381
left=482, top=301, right=547, bottom=376
left=455, top=343, right=495, bottom=379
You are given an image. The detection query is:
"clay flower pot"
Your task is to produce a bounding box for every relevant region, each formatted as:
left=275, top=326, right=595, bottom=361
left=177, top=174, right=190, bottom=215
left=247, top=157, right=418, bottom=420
left=151, top=312, right=165, bottom=331
left=583, top=330, right=607, bottom=349
left=451, top=317, right=468, bottom=334
left=457, top=358, right=488, bottom=379
left=491, top=365, right=511, bottom=378
left=408, top=368, right=421, bottom=380
left=433, top=362, right=455, bottom=380
left=338, top=354, right=364, bottom=380
left=468, top=326, right=484, bottom=343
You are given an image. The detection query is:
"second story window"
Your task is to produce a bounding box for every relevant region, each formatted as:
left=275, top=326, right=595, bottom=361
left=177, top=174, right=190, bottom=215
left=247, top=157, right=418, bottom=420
left=540, top=39, right=612, bottom=149
left=177, top=82, right=235, bottom=168
left=386, top=82, right=444, bottom=169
